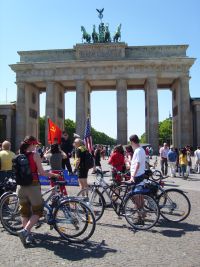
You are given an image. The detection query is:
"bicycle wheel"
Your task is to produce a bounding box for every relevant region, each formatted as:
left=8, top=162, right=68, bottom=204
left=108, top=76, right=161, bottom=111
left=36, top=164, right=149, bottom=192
left=124, top=193, right=159, bottom=230
left=151, top=170, right=162, bottom=181
left=0, top=193, right=22, bottom=235
left=54, top=199, right=96, bottom=243
left=77, top=187, right=105, bottom=221
left=158, top=189, right=191, bottom=222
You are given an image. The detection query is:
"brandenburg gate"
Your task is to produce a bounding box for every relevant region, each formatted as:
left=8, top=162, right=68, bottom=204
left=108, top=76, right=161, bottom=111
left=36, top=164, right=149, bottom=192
left=9, top=10, right=196, bottom=151
left=10, top=43, right=195, bottom=151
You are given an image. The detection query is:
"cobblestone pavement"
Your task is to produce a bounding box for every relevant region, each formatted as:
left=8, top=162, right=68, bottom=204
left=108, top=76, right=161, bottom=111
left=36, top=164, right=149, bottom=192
left=0, top=159, right=200, bottom=267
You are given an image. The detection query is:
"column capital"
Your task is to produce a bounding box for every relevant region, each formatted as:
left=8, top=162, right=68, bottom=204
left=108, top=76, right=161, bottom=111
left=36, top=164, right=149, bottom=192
left=144, top=76, right=157, bottom=88
left=16, top=82, right=26, bottom=88
left=116, top=79, right=127, bottom=89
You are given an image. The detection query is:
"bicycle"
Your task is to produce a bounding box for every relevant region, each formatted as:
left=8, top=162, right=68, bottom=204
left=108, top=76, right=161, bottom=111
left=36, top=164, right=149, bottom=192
left=77, top=168, right=119, bottom=220
left=78, top=170, right=160, bottom=230
left=0, top=177, right=96, bottom=243
left=141, top=175, right=191, bottom=222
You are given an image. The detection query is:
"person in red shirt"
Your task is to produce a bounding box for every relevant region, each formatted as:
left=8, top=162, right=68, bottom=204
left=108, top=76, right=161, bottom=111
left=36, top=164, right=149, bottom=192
left=108, top=145, right=125, bottom=184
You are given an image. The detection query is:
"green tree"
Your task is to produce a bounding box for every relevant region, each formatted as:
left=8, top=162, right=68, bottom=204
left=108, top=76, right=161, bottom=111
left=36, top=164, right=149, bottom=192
left=140, top=117, right=172, bottom=146
left=159, top=118, right=172, bottom=145
left=39, top=117, right=116, bottom=145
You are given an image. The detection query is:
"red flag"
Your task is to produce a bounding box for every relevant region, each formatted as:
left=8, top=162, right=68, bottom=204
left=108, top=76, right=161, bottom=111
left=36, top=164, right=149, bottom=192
left=48, top=118, right=62, bottom=144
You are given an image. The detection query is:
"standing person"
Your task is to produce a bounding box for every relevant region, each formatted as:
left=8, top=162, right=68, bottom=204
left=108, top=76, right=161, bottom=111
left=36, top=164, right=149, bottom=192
left=108, top=144, right=125, bottom=184
left=92, top=144, right=102, bottom=174
left=73, top=138, right=89, bottom=190
left=179, top=148, right=188, bottom=179
left=124, top=145, right=134, bottom=170
left=194, top=146, right=200, bottom=173
left=149, top=147, right=153, bottom=159
left=0, top=140, right=15, bottom=181
left=186, top=146, right=192, bottom=176
left=167, top=146, right=177, bottom=177
left=16, top=136, right=59, bottom=246
left=159, top=143, right=169, bottom=177
left=60, top=131, right=73, bottom=175
left=129, top=135, right=146, bottom=184
left=129, top=134, right=146, bottom=225
left=44, top=144, right=67, bottom=195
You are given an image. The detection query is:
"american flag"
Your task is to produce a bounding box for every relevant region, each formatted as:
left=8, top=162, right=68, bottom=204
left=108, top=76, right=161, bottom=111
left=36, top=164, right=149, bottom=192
left=84, top=117, right=93, bottom=153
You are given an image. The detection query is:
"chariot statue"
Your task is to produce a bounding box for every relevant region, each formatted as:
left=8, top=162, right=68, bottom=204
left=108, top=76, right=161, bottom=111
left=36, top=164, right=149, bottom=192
left=80, top=9, right=122, bottom=44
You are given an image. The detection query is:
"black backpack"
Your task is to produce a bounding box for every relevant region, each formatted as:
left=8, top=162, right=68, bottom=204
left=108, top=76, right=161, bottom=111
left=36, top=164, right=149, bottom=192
left=84, top=150, right=94, bottom=170
left=12, top=154, right=33, bottom=186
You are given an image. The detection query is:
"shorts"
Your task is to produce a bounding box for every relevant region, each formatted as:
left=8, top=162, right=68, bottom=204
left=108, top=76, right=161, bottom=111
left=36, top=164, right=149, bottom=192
left=134, top=174, right=145, bottom=185
left=77, top=168, right=88, bottom=179
left=17, top=184, right=43, bottom=218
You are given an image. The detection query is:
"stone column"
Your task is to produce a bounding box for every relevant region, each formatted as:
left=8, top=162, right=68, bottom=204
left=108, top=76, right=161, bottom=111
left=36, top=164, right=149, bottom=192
left=145, top=77, right=159, bottom=153
left=76, top=80, right=90, bottom=138
left=25, top=83, right=40, bottom=140
left=45, top=82, right=65, bottom=145
left=6, top=112, right=12, bottom=142
left=172, top=76, right=192, bottom=148
left=193, top=103, right=200, bottom=147
left=16, top=82, right=26, bottom=148
left=116, top=79, right=127, bottom=145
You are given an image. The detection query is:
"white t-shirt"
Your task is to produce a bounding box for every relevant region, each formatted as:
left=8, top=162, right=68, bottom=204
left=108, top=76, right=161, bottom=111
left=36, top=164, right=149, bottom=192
left=130, top=147, right=146, bottom=177
left=194, top=149, right=200, bottom=159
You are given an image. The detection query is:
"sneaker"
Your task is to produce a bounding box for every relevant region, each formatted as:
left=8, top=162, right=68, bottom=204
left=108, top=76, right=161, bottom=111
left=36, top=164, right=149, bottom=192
left=26, top=233, right=35, bottom=245
left=17, top=229, right=28, bottom=246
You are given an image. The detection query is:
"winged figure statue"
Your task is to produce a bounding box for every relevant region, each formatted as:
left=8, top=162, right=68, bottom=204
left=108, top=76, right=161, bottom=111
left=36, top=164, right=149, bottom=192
left=96, top=8, right=104, bottom=20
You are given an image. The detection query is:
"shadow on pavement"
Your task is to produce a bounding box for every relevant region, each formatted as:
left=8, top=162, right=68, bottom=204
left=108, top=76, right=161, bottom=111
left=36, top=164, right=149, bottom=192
left=29, top=233, right=117, bottom=260
left=155, top=219, right=200, bottom=237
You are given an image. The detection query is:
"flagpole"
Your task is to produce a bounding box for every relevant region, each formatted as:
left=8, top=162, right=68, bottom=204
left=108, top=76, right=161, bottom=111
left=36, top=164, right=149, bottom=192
left=47, top=117, right=52, bottom=145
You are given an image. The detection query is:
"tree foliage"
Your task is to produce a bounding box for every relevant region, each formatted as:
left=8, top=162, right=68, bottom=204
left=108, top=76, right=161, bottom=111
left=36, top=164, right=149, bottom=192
left=140, top=118, right=172, bottom=146
left=39, top=117, right=116, bottom=145
left=159, top=118, right=172, bottom=145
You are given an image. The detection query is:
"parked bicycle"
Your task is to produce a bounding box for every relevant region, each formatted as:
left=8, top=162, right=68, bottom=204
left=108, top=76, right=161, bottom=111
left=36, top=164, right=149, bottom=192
left=78, top=169, right=160, bottom=230
left=0, top=177, right=96, bottom=243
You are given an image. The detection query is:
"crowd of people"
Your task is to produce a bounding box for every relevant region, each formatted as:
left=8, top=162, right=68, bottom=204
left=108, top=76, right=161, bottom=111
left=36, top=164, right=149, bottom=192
left=0, top=133, right=200, bottom=245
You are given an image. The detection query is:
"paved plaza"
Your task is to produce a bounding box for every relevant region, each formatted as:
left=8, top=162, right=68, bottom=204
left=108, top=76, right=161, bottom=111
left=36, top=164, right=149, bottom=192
left=0, top=159, right=200, bottom=267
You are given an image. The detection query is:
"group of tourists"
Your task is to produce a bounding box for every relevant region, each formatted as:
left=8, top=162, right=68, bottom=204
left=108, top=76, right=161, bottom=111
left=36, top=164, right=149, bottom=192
left=159, top=143, right=200, bottom=178
left=0, top=131, right=200, bottom=246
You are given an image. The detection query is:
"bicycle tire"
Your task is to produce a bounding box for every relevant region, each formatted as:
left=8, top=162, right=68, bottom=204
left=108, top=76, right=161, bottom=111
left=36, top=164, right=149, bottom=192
left=124, top=193, right=160, bottom=230
left=158, top=189, right=191, bottom=222
left=0, top=193, right=22, bottom=235
left=151, top=170, right=162, bottom=181
left=54, top=199, right=96, bottom=243
left=77, top=187, right=105, bottom=221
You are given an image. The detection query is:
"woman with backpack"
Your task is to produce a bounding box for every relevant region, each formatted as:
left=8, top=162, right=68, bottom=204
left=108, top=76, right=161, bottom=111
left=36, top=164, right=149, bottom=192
left=16, top=136, right=59, bottom=246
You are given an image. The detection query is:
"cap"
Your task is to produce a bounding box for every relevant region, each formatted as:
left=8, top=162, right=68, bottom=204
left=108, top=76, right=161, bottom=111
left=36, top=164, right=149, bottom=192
left=170, top=145, right=174, bottom=149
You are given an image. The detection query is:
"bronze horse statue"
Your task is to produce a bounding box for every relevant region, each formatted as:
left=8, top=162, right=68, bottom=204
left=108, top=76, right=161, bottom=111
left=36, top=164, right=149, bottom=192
left=104, top=24, right=111, bottom=42
left=92, top=25, right=98, bottom=43
left=113, top=24, right=121, bottom=42
left=81, top=26, right=91, bottom=43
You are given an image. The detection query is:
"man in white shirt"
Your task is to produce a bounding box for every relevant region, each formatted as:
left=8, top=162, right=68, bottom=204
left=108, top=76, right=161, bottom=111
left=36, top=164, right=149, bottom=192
left=194, top=146, right=200, bottom=173
left=129, top=135, right=146, bottom=184
left=159, top=143, right=169, bottom=176
left=129, top=134, right=146, bottom=225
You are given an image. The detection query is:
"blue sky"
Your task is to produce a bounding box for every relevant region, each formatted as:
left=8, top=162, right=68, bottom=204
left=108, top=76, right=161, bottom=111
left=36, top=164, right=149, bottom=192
left=0, top=0, right=199, bottom=138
